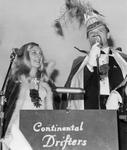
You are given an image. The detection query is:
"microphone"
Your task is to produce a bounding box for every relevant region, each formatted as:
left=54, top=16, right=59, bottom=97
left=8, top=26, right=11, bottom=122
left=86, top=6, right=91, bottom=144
left=12, top=48, right=23, bottom=57
left=92, top=35, right=102, bottom=48
left=12, top=48, right=19, bottom=55
left=10, top=48, right=19, bottom=59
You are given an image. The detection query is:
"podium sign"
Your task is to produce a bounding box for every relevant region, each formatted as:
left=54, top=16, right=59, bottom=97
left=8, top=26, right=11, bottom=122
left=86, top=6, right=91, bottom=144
left=20, top=110, right=119, bottom=150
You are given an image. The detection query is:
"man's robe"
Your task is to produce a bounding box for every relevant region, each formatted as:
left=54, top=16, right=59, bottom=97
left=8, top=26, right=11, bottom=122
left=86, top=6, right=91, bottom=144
left=63, top=49, right=127, bottom=110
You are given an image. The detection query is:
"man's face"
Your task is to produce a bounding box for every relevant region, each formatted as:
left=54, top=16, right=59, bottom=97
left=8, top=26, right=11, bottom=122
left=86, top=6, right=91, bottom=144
left=88, top=25, right=108, bottom=47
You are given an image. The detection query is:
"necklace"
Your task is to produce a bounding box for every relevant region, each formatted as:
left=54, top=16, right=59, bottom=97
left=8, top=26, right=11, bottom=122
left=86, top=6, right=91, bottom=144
left=29, top=77, right=42, bottom=108
left=28, top=77, right=40, bottom=90
left=31, top=77, right=39, bottom=84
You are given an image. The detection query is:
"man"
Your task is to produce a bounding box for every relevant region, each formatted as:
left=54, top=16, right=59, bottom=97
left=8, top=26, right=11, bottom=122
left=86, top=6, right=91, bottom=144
left=58, top=2, right=127, bottom=150
left=62, top=10, right=127, bottom=110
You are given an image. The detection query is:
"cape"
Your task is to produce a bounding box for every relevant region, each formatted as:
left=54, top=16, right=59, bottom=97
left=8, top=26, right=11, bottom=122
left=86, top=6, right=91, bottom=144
left=64, top=48, right=127, bottom=110
left=3, top=79, right=20, bottom=137
left=2, top=77, right=57, bottom=138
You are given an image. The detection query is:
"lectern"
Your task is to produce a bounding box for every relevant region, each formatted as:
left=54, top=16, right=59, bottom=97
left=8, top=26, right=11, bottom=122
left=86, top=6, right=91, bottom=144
left=20, top=110, right=119, bottom=150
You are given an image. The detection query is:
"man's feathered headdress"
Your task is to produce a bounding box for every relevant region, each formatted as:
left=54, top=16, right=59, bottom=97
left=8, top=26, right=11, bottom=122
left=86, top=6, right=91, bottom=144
left=54, top=0, right=105, bottom=37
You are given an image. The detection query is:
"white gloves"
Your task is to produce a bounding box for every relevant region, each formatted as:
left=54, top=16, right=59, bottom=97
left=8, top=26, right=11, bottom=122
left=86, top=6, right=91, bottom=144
left=106, top=90, right=122, bottom=110
left=87, top=42, right=101, bottom=72
left=88, top=42, right=101, bottom=67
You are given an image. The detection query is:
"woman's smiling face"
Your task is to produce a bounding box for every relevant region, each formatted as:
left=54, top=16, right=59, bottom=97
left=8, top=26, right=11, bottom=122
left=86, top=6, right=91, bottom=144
left=29, top=46, right=43, bottom=69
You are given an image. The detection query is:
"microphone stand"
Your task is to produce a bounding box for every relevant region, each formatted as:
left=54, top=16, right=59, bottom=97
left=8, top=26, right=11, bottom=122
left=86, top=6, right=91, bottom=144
left=0, top=50, right=16, bottom=149
left=96, top=56, right=101, bottom=109
left=95, top=38, right=101, bottom=109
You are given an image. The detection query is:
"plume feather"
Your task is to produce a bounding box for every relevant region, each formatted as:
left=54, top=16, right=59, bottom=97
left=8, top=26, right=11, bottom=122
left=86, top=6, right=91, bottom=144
left=54, top=0, right=103, bottom=36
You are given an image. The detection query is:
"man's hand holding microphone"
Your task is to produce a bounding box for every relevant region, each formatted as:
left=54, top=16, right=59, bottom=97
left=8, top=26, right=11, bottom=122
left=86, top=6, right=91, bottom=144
left=87, top=38, right=101, bottom=72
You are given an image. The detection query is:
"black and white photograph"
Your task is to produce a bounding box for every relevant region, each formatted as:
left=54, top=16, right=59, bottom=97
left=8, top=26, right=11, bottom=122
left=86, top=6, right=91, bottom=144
left=0, top=0, right=127, bottom=149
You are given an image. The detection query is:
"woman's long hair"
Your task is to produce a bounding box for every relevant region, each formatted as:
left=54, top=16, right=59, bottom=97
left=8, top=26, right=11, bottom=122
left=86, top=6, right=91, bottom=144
left=10, top=42, right=47, bottom=81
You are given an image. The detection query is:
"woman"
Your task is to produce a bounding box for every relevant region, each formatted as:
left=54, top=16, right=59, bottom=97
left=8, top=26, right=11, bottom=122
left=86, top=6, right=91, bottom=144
left=2, top=42, right=54, bottom=149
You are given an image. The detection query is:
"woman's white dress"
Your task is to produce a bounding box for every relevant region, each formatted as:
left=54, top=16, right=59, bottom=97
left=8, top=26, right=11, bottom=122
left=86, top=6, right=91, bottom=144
left=3, top=77, right=53, bottom=150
